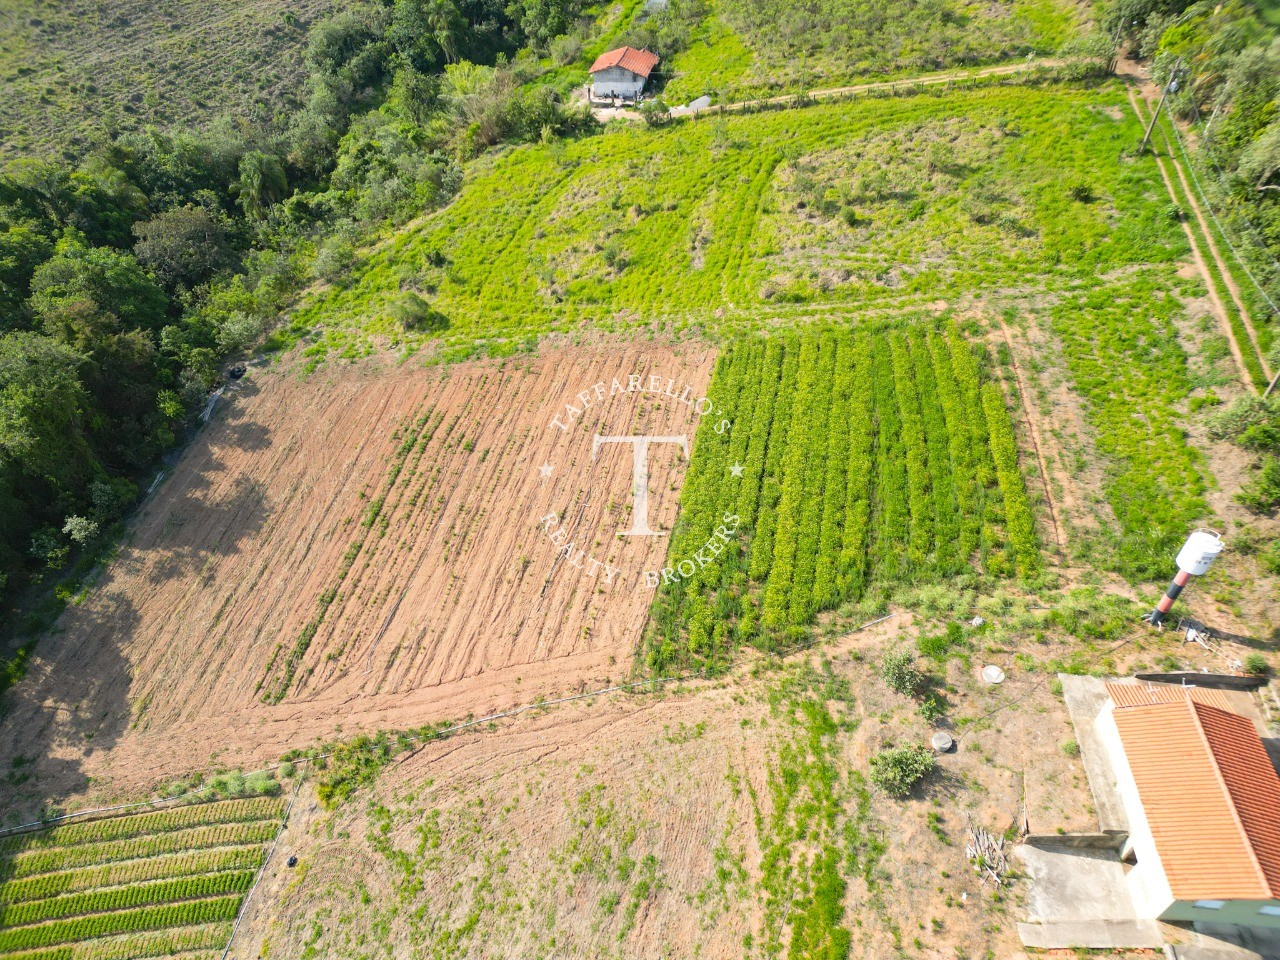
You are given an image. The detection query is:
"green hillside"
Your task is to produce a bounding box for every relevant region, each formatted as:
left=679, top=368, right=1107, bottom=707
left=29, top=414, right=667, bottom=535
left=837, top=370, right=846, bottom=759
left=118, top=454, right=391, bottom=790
left=0, top=0, right=341, bottom=158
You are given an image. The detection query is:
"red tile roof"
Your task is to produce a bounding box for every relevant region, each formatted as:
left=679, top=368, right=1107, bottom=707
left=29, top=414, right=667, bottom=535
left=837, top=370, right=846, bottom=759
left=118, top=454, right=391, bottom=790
left=589, top=46, right=660, bottom=79
left=1106, top=681, right=1234, bottom=713
left=1113, top=699, right=1280, bottom=900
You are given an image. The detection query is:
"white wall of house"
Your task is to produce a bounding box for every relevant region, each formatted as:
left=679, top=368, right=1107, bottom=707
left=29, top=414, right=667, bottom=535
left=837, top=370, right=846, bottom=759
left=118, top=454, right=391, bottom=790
left=1095, top=702, right=1280, bottom=929
left=1095, top=704, right=1177, bottom=919
left=591, top=66, right=647, bottom=99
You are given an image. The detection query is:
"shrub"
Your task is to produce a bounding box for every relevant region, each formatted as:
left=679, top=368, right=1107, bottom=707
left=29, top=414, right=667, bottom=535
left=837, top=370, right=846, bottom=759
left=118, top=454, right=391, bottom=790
left=1243, top=652, right=1270, bottom=676
left=1260, top=539, right=1280, bottom=576
left=1237, top=456, right=1280, bottom=513
left=390, top=292, right=449, bottom=333
left=1061, top=739, right=1079, bottom=757
left=313, top=237, right=357, bottom=282
left=917, top=695, right=945, bottom=722
left=1067, top=179, right=1094, bottom=202
left=879, top=648, right=924, bottom=697
left=869, top=744, right=935, bottom=797
left=917, top=622, right=964, bottom=661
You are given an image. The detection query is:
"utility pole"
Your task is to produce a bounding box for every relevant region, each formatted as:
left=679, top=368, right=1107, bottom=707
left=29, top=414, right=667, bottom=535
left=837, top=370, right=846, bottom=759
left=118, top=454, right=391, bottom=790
left=1140, top=60, right=1181, bottom=153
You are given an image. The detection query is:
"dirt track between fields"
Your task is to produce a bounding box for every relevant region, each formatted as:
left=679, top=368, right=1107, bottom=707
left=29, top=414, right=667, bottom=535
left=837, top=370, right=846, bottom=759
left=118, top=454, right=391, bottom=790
left=1119, top=60, right=1269, bottom=392
left=0, top=338, right=714, bottom=811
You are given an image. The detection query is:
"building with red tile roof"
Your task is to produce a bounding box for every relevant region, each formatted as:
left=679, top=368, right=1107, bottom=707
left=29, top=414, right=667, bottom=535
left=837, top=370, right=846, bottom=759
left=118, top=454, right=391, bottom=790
left=1094, top=686, right=1280, bottom=928
left=588, top=47, right=660, bottom=101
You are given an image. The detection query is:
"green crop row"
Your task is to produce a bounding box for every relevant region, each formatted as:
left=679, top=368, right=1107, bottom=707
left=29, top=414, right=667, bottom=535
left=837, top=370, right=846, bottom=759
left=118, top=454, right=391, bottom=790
left=646, top=322, right=1038, bottom=669
left=71, top=921, right=234, bottom=960
left=0, top=896, right=240, bottom=952
left=0, top=871, right=254, bottom=930
left=3, top=922, right=234, bottom=960
left=0, top=847, right=264, bottom=906
left=2, top=822, right=277, bottom=881
left=0, top=797, right=284, bottom=857
left=982, top=382, right=1041, bottom=576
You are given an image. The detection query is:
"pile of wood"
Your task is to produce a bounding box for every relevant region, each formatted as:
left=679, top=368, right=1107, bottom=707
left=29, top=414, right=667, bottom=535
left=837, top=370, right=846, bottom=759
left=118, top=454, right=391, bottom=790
left=966, top=822, right=1008, bottom=887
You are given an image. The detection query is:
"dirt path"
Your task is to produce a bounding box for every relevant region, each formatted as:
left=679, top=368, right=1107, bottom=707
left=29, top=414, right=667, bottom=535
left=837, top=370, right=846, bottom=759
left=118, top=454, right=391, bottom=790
left=997, top=318, right=1065, bottom=558
left=657, top=58, right=1061, bottom=118
left=1158, top=118, right=1274, bottom=384
left=1124, top=86, right=1258, bottom=393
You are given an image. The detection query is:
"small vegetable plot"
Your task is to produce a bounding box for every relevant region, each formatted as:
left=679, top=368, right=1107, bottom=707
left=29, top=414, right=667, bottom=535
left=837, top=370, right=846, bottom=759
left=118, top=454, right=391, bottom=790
left=647, top=324, right=1038, bottom=669
left=0, top=796, right=284, bottom=958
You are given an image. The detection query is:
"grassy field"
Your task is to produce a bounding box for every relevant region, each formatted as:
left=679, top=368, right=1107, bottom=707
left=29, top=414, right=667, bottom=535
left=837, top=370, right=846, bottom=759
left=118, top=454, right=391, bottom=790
left=289, top=83, right=1182, bottom=350
left=286, top=82, right=1215, bottom=581
left=661, top=0, right=1081, bottom=103
left=0, top=796, right=284, bottom=959
left=646, top=325, right=1038, bottom=669
left=0, top=0, right=340, bottom=158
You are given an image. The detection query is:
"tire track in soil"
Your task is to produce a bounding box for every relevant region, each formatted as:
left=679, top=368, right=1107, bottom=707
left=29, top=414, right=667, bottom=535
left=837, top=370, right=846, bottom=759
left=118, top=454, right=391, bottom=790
left=1125, top=86, right=1258, bottom=394
left=996, top=317, right=1065, bottom=558
left=1154, top=110, right=1273, bottom=384
left=0, top=339, right=716, bottom=802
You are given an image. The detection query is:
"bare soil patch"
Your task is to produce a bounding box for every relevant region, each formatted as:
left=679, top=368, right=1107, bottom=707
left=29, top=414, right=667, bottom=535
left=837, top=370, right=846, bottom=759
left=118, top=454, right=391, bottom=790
left=0, top=338, right=714, bottom=813
left=228, top=616, right=1094, bottom=960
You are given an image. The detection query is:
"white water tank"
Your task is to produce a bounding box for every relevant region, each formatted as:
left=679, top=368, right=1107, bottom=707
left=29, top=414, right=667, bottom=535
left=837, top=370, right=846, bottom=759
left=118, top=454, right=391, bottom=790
left=1175, top=529, right=1224, bottom=576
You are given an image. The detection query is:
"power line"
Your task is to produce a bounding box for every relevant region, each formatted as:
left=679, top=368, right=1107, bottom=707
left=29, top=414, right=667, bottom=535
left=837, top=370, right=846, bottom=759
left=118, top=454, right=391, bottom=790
left=1160, top=104, right=1280, bottom=325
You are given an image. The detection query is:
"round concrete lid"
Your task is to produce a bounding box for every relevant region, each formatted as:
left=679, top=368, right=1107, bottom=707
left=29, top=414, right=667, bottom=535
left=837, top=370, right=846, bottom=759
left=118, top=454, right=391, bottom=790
left=981, top=665, right=1006, bottom=684
left=931, top=731, right=954, bottom=752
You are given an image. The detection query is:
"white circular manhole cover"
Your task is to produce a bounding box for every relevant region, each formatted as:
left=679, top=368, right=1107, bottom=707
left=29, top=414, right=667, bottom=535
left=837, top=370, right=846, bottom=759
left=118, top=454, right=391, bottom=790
left=931, top=731, right=955, bottom=753
left=981, top=665, right=1006, bottom=684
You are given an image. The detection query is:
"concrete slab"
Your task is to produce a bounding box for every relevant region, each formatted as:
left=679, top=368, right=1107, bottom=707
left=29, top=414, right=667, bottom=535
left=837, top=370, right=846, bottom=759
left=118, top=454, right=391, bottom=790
left=1059, top=674, right=1129, bottom=832
left=1017, top=920, right=1164, bottom=949
left=1016, top=843, right=1138, bottom=923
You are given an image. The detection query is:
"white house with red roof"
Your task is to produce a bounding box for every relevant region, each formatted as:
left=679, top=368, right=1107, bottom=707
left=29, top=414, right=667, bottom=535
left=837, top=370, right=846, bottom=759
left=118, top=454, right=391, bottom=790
left=589, top=46, right=660, bottom=101
left=1094, top=682, right=1280, bottom=929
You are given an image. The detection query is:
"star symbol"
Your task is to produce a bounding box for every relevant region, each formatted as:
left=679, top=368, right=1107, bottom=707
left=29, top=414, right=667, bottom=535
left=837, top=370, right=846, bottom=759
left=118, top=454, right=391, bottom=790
left=729, top=462, right=744, bottom=478
left=539, top=462, right=554, bottom=479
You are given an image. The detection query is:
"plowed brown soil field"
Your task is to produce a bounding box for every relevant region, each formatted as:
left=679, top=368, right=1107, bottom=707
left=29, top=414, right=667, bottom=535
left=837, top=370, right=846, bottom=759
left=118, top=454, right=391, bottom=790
left=0, top=337, right=715, bottom=808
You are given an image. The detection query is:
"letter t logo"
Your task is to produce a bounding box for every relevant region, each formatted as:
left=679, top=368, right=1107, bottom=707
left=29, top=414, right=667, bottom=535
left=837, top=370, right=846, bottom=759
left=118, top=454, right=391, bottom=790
left=593, top=435, right=689, bottom=536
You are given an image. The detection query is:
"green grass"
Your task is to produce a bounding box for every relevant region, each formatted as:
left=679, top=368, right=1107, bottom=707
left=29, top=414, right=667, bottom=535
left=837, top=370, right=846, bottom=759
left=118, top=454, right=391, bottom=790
left=1130, top=105, right=1271, bottom=389
left=1151, top=107, right=1278, bottom=368
left=1047, top=274, right=1211, bottom=579
left=0, top=797, right=284, bottom=955
left=753, top=663, right=864, bottom=960
left=645, top=324, right=1037, bottom=670
left=0, top=0, right=343, bottom=159
left=657, top=0, right=1079, bottom=102
left=289, top=82, right=1184, bottom=354
left=663, top=8, right=755, bottom=104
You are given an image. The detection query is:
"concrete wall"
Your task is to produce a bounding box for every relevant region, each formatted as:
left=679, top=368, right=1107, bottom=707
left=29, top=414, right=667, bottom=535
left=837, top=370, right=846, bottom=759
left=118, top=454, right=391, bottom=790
left=1094, top=703, right=1178, bottom=920
left=591, top=66, right=647, bottom=99
left=1161, top=899, right=1280, bottom=928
